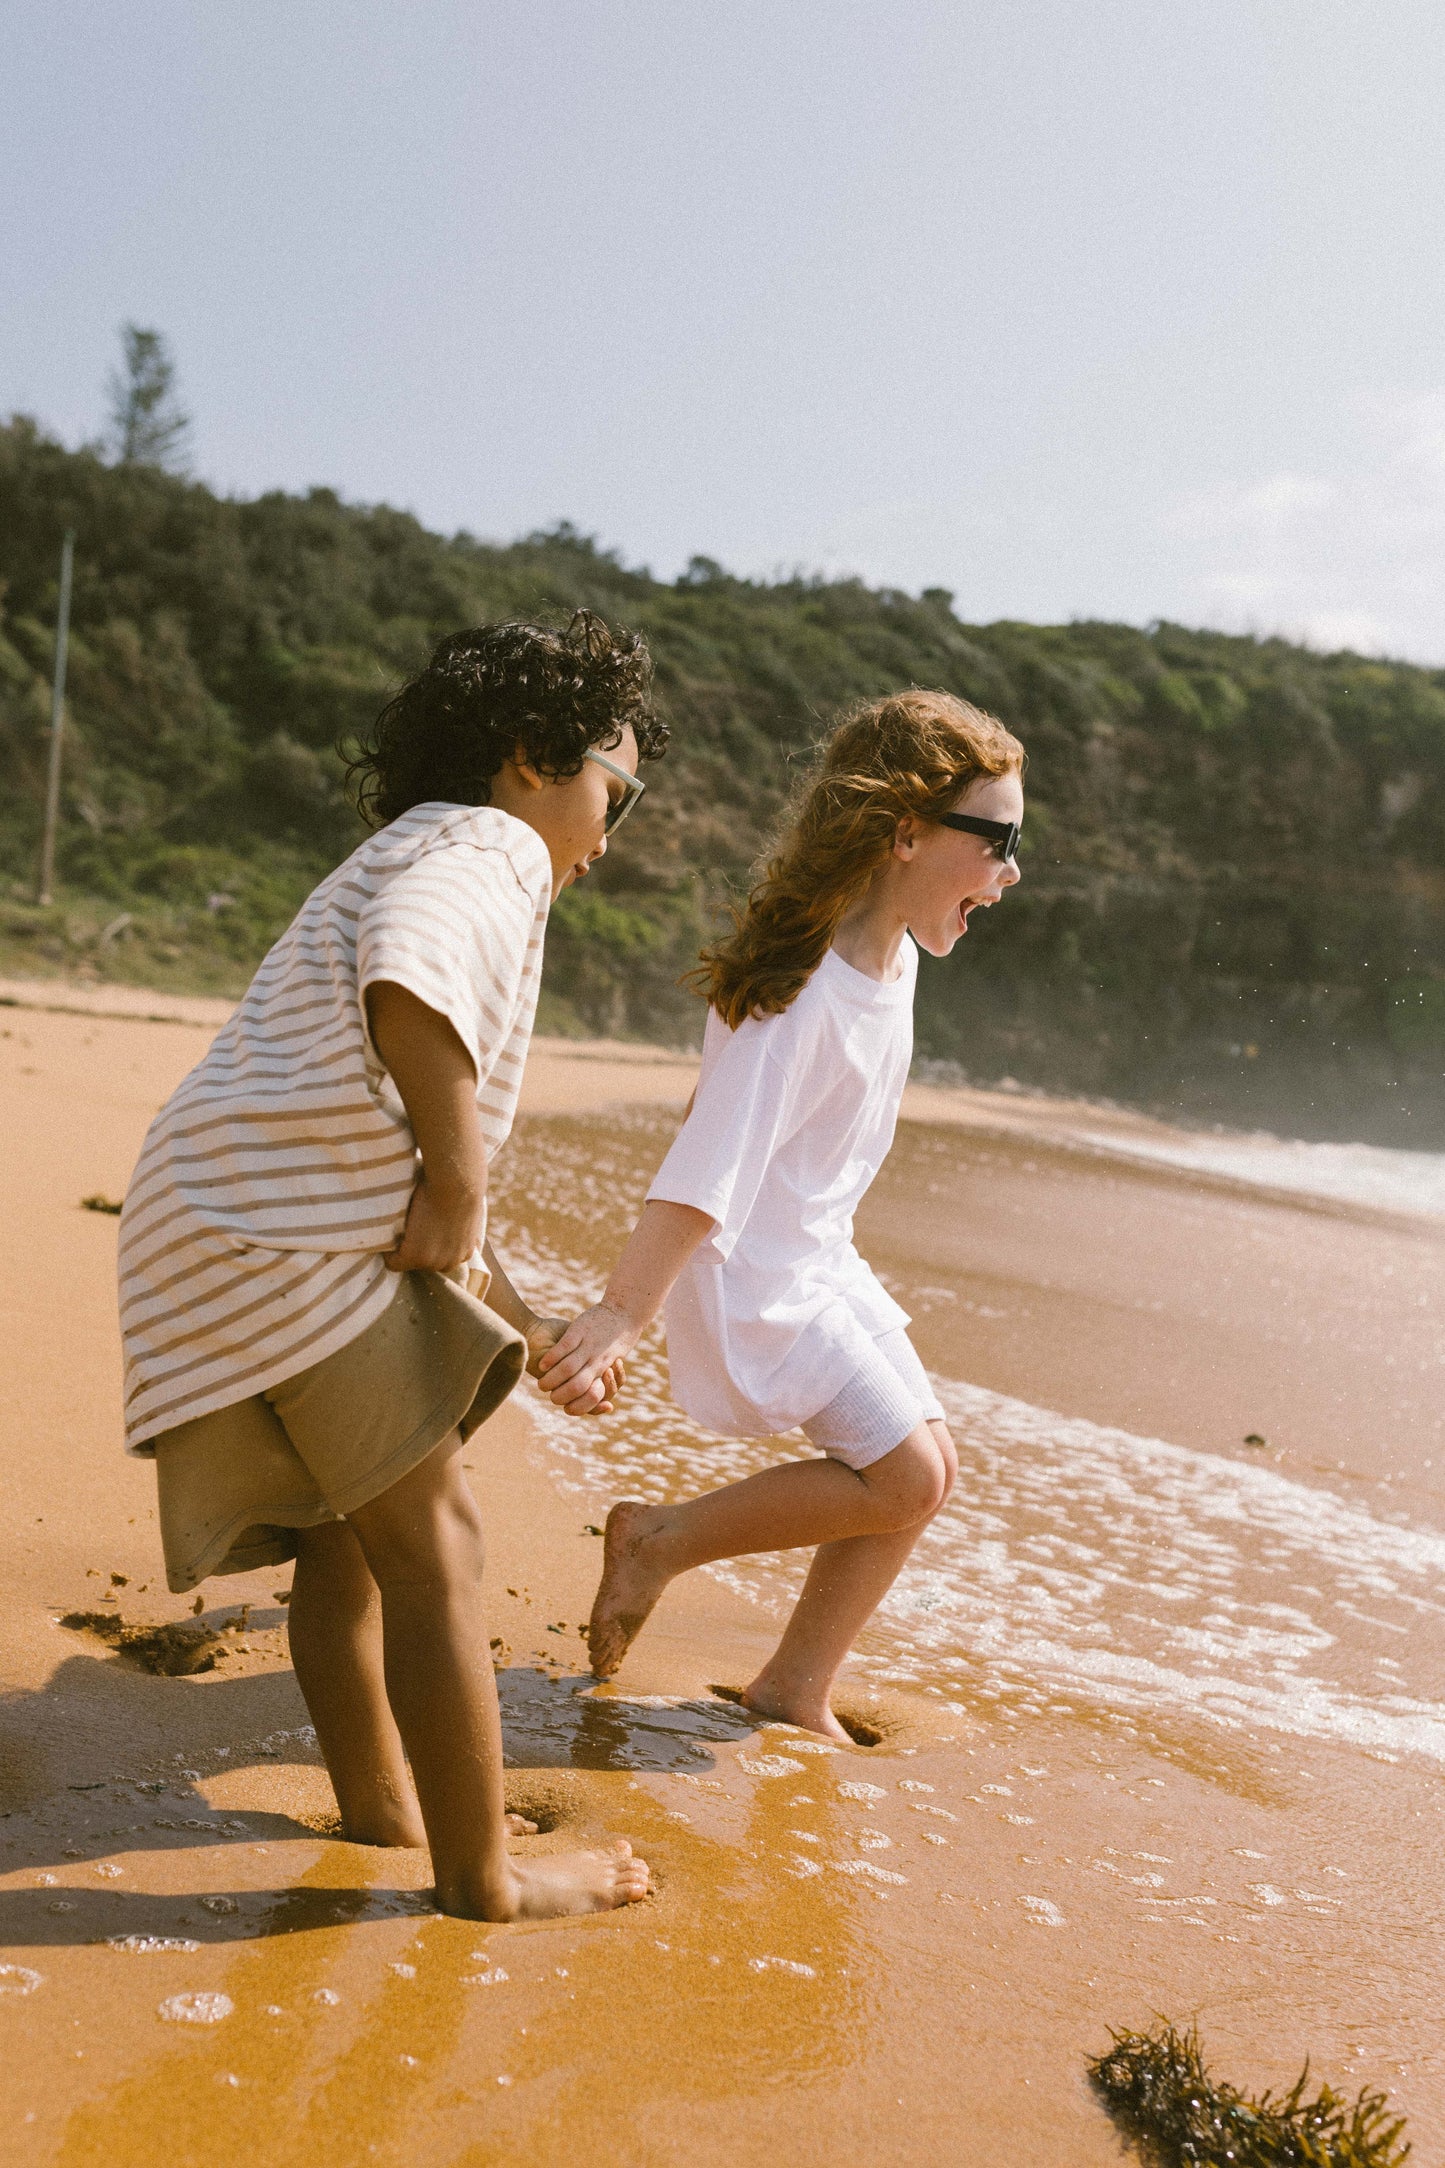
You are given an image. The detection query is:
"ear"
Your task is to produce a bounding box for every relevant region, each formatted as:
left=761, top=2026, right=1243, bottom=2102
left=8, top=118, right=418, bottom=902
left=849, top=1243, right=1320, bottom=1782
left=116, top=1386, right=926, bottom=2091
left=504, top=747, right=546, bottom=794
left=892, top=814, right=922, bottom=859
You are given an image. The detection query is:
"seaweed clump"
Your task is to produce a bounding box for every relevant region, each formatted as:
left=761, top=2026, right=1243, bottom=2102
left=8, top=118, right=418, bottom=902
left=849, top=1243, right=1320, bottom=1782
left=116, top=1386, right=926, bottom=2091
left=60, top=1610, right=222, bottom=1676
left=1088, top=2020, right=1409, bottom=2167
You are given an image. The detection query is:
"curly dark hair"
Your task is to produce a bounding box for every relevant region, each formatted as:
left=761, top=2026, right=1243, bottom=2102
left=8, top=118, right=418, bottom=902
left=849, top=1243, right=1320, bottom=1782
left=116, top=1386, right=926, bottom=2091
left=346, top=610, right=667, bottom=827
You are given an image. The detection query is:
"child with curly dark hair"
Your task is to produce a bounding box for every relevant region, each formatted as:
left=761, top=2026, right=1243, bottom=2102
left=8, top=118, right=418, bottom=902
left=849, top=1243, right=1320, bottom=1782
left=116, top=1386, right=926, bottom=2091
left=119, top=611, right=666, bottom=1919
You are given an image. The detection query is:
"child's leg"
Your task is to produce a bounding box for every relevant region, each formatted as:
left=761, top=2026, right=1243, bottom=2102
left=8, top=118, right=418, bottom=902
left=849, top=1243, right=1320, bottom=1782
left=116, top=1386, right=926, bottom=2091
left=341, top=1430, right=649, bottom=1920
left=289, top=1519, right=427, bottom=1846
left=289, top=1521, right=539, bottom=1846
left=746, top=1418, right=958, bottom=1732
left=588, top=1419, right=957, bottom=1730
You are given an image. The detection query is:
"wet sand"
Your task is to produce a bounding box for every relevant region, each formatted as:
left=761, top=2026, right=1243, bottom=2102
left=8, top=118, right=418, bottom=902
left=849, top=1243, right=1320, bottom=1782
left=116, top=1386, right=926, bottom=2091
left=1, top=981, right=1442, bottom=2165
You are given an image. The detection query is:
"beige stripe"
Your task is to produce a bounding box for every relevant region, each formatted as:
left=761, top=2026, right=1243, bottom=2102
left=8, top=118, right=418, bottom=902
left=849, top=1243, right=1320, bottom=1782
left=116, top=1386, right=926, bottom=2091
left=194, top=1045, right=368, bottom=1087
left=120, top=1242, right=306, bottom=1328
left=121, top=1136, right=409, bottom=1230
left=120, top=1187, right=407, bottom=1264
left=127, top=1252, right=338, bottom=1368
left=131, top=1244, right=369, bottom=1372
left=203, top=994, right=359, bottom=1044
left=155, top=1096, right=397, bottom=1143
left=121, top=1198, right=406, bottom=1279
left=136, top=1133, right=414, bottom=1192
left=120, top=1190, right=408, bottom=1277
left=361, top=898, right=511, bottom=965
left=119, top=1191, right=406, bottom=1296
left=129, top=1266, right=390, bottom=1437
left=127, top=1231, right=372, bottom=1378
left=135, top=1116, right=409, bottom=1175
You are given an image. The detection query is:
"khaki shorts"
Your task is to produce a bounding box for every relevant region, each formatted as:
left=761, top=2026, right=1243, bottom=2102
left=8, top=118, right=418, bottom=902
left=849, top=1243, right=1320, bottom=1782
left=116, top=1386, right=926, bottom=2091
left=150, top=1270, right=526, bottom=1594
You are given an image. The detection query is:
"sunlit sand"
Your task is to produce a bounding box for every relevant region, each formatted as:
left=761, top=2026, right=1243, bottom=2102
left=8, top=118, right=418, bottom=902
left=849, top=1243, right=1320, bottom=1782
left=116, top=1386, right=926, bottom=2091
left=1, top=981, right=1441, bottom=2164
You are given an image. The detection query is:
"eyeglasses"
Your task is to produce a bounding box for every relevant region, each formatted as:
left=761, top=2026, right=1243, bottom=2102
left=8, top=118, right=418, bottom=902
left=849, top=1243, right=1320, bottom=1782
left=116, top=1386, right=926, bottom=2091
left=583, top=748, right=646, bottom=833
left=936, top=811, right=1021, bottom=863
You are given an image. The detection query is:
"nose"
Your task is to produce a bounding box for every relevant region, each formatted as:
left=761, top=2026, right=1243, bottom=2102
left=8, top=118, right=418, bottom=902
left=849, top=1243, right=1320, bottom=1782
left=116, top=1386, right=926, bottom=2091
left=1000, top=855, right=1021, bottom=888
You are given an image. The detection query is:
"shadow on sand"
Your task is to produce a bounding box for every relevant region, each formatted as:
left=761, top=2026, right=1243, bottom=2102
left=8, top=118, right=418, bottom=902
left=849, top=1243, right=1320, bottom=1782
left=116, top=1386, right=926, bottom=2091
left=0, top=1647, right=763, bottom=1946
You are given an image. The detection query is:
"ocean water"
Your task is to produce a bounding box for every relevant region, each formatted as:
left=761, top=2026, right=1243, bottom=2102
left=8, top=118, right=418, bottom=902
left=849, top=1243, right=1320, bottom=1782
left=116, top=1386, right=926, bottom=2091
left=1075, top=1128, right=1445, bottom=1223
left=492, top=1108, right=1445, bottom=1769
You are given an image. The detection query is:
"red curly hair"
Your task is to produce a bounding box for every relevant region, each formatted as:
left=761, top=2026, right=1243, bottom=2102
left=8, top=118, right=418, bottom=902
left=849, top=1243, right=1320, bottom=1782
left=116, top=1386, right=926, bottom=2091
left=694, top=689, right=1024, bottom=1027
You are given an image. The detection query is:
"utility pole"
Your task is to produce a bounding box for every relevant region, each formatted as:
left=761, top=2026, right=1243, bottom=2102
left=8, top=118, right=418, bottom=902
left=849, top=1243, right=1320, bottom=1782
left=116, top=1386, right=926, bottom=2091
left=37, top=528, right=74, bottom=908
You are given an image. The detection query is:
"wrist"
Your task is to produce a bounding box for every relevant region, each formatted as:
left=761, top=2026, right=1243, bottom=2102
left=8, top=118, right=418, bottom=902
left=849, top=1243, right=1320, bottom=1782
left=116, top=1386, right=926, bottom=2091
left=422, top=1170, right=485, bottom=1214
left=596, top=1292, right=647, bottom=1340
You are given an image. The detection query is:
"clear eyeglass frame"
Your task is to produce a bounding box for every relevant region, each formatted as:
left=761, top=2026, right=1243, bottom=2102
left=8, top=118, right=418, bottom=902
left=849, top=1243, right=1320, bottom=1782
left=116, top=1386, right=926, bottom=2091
left=583, top=748, right=646, bottom=833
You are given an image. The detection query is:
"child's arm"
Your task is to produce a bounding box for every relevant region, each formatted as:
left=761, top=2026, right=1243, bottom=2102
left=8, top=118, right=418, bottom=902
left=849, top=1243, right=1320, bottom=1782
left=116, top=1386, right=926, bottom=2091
left=367, top=982, right=616, bottom=1412
left=367, top=982, right=487, bottom=1273
left=536, top=1199, right=714, bottom=1411
left=479, top=1239, right=552, bottom=1348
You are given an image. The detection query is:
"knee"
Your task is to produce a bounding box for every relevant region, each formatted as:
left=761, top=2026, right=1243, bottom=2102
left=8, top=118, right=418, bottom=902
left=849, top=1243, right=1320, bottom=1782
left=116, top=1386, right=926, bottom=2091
left=867, top=1428, right=953, bottom=1529
left=354, top=1467, right=487, bottom=1595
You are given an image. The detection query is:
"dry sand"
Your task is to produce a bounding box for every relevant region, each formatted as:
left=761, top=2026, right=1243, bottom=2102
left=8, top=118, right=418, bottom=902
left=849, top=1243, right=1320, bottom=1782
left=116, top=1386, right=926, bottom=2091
left=1, top=978, right=1442, bottom=2166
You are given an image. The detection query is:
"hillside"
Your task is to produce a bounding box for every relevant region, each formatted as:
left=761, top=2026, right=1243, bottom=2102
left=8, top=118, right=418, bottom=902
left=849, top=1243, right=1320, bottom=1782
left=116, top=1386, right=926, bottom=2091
left=1, top=416, right=1441, bottom=1144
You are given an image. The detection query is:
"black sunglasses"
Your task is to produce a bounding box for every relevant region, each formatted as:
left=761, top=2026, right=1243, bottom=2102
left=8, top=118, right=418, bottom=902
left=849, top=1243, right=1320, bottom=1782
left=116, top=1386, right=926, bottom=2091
left=936, top=811, right=1021, bottom=862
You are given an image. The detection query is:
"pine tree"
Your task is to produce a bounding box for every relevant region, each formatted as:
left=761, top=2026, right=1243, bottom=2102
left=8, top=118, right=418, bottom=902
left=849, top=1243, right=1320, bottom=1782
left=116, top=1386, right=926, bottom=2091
left=105, top=324, right=192, bottom=472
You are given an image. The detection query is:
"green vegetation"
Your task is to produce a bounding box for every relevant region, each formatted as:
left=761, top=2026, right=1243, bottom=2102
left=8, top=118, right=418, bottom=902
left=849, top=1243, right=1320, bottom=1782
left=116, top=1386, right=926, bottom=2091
left=1088, top=2020, right=1409, bottom=2167
left=1, top=415, right=1441, bottom=1141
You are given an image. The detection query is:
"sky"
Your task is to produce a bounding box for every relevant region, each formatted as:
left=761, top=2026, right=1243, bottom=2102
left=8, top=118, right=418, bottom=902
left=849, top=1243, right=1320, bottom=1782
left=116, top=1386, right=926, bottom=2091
left=5, top=1, right=1445, bottom=661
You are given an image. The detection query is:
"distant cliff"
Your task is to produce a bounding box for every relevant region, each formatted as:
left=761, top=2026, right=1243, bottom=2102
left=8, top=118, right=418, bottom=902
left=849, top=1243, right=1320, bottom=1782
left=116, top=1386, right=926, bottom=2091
left=1, top=417, right=1441, bottom=1144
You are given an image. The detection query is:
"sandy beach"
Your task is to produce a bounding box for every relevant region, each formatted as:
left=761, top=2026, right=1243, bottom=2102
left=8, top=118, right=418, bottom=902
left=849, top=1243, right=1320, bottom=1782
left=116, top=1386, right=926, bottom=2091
left=2, top=977, right=1443, bottom=2166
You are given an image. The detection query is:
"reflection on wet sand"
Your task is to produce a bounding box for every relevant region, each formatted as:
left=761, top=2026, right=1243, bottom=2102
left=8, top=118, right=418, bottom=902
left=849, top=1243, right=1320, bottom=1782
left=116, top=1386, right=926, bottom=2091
left=498, top=1671, right=760, bottom=1772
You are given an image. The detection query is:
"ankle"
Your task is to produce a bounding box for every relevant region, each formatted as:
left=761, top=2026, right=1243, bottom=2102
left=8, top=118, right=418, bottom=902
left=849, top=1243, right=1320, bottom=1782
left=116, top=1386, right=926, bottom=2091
left=606, top=1500, right=674, bottom=1579
left=433, top=1861, right=522, bottom=1921
left=745, top=1665, right=835, bottom=1720
left=339, top=1808, right=426, bottom=1848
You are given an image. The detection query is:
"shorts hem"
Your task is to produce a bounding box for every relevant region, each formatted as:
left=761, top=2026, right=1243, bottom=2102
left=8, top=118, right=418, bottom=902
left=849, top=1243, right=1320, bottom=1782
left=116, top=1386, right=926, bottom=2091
left=321, top=1317, right=525, bottom=1518
left=164, top=1502, right=340, bottom=1595
left=816, top=1417, right=921, bottom=1475
left=152, top=1274, right=524, bottom=1590
left=325, top=1378, right=485, bottom=1519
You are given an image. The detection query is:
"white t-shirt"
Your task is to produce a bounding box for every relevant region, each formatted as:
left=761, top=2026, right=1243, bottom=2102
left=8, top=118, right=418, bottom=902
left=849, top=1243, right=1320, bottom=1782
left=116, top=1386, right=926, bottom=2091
left=118, top=803, right=550, bottom=1451
left=646, top=940, right=916, bottom=1437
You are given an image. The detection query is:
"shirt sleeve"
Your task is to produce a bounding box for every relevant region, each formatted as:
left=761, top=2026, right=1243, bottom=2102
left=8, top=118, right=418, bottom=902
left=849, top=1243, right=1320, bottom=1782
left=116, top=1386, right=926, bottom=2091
left=646, top=1012, right=797, bottom=1261
left=355, top=841, right=539, bottom=1087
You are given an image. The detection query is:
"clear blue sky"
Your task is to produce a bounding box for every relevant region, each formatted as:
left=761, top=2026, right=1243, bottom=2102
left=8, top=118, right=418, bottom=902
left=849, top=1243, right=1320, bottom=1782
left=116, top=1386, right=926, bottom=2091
left=6, top=1, right=1445, bottom=660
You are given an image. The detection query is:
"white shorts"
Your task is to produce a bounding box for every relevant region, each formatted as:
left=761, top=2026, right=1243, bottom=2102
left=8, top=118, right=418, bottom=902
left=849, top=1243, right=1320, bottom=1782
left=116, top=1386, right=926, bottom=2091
left=800, top=1329, right=945, bottom=1472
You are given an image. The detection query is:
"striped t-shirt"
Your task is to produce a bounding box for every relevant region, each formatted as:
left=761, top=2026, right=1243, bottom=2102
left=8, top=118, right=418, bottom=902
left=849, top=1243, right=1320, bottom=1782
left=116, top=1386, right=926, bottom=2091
left=118, top=803, right=551, bottom=1451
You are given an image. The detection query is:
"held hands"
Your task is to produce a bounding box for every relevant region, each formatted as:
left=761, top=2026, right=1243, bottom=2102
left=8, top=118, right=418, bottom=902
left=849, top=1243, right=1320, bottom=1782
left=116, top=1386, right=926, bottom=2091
left=536, top=1302, right=640, bottom=1414
left=532, top=1205, right=711, bottom=1414
left=524, top=1315, right=626, bottom=1418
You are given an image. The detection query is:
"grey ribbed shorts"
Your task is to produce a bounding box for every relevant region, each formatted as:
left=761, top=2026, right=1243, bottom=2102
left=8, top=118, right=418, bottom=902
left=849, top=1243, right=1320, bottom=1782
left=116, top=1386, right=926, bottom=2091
left=800, top=1328, right=945, bottom=1471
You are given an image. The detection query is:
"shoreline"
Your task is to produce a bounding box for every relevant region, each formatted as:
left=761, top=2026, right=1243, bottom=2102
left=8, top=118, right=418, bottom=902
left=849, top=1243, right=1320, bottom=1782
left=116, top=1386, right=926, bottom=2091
left=1, top=970, right=1438, bottom=1230
left=0, top=981, right=1441, bottom=2162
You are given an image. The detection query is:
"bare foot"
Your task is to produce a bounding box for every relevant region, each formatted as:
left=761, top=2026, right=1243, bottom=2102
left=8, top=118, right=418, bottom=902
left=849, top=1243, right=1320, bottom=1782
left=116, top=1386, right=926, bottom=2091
left=587, top=1501, right=671, bottom=1677
left=740, top=1675, right=852, bottom=1744
left=510, top=1840, right=650, bottom=1919
left=437, top=1840, right=650, bottom=1921
left=504, top=1811, right=538, bottom=1837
